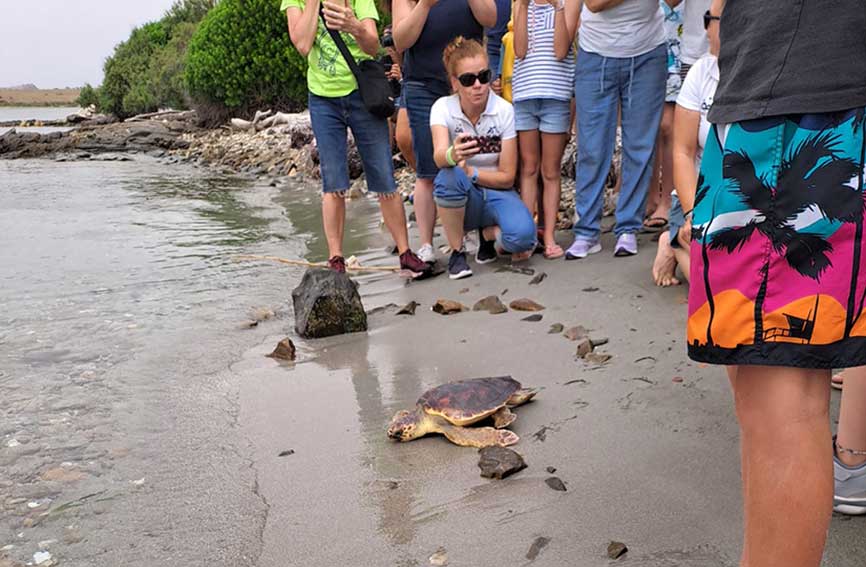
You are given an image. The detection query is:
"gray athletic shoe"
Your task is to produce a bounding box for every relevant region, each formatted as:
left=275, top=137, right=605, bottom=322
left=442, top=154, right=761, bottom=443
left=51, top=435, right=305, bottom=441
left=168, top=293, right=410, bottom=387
left=834, top=447, right=866, bottom=515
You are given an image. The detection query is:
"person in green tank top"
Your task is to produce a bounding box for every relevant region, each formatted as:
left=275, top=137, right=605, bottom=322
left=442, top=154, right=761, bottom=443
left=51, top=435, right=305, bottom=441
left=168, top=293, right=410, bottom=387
left=283, top=0, right=433, bottom=277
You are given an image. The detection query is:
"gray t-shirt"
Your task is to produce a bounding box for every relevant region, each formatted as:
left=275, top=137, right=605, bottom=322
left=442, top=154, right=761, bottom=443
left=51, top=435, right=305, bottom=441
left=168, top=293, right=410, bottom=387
left=709, top=0, right=866, bottom=124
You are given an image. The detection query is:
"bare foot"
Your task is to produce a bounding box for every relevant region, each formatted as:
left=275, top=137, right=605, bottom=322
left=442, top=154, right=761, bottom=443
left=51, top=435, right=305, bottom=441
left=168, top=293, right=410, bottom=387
left=652, top=232, right=681, bottom=287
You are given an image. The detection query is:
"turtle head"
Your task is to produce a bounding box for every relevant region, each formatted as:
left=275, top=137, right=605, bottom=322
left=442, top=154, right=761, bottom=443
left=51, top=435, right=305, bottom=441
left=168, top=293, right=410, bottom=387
left=387, top=409, right=423, bottom=442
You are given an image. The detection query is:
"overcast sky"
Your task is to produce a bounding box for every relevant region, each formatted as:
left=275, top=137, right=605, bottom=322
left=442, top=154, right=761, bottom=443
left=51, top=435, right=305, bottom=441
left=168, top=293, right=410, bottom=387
left=1, top=1, right=178, bottom=88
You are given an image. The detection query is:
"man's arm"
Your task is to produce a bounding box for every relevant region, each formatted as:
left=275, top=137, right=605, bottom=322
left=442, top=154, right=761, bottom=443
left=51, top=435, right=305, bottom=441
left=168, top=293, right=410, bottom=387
left=286, top=0, right=321, bottom=57
left=468, top=0, right=497, bottom=28
left=583, top=0, right=624, bottom=13
left=322, top=1, right=380, bottom=56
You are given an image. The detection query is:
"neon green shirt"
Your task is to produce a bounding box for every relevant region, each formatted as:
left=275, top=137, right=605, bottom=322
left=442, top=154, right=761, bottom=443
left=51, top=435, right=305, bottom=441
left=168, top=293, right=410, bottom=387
left=281, top=0, right=379, bottom=98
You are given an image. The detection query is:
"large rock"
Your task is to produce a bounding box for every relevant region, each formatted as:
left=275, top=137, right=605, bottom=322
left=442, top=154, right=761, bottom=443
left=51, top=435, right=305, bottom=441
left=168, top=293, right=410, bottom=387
left=291, top=269, right=367, bottom=338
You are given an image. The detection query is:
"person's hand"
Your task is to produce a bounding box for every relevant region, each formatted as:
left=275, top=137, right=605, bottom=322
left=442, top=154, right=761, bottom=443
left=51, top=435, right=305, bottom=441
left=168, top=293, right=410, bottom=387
left=491, top=78, right=502, bottom=95
left=452, top=133, right=480, bottom=163
left=387, top=64, right=402, bottom=81
left=678, top=218, right=692, bottom=247
left=322, top=0, right=360, bottom=33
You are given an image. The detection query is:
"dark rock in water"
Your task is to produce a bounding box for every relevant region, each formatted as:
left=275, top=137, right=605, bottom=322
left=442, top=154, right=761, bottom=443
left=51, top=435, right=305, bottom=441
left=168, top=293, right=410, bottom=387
left=526, top=536, right=551, bottom=560
left=546, top=466, right=557, bottom=474
left=478, top=446, right=527, bottom=479
left=548, top=323, right=564, bottom=334
left=291, top=269, right=367, bottom=338
left=529, top=272, right=547, bottom=285
left=564, top=326, right=588, bottom=341
left=522, top=314, right=543, bottom=322
left=396, top=301, right=419, bottom=316
left=473, top=295, right=508, bottom=314
left=545, top=476, right=567, bottom=492
left=607, top=541, right=628, bottom=560
left=433, top=299, right=467, bottom=315
left=509, top=298, right=545, bottom=312
left=267, top=338, right=297, bottom=361
left=278, top=449, right=295, bottom=457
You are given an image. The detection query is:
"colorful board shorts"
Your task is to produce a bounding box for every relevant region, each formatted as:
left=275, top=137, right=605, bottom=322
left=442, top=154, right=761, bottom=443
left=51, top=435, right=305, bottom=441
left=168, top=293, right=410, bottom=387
left=688, top=109, right=866, bottom=368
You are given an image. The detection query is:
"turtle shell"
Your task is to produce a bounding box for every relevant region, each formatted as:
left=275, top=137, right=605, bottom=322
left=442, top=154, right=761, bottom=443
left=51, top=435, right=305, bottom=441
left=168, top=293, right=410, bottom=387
left=418, top=376, right=522, bottom=426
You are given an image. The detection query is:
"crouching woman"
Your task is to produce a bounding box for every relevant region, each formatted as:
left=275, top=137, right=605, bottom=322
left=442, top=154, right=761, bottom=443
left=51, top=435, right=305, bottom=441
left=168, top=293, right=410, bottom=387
left=431, top=37, right=536, bottom=280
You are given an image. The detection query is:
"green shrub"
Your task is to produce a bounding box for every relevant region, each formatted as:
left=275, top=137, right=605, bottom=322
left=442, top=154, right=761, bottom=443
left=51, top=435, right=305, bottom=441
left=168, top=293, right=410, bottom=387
left=186, top=0, right=307, bottom=121
left=76, top=84, right=100, bottom=108
left=100, top=21, right=170, bottom=117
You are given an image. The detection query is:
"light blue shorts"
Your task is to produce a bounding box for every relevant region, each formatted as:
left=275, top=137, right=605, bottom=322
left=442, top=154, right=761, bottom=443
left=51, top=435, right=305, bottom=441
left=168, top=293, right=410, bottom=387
left=513, top=98, right=572, bottom=134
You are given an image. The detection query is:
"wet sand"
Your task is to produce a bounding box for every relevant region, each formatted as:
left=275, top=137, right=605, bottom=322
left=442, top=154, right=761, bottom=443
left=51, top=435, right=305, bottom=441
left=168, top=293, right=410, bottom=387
left=240, top=230, right=866, bottom=567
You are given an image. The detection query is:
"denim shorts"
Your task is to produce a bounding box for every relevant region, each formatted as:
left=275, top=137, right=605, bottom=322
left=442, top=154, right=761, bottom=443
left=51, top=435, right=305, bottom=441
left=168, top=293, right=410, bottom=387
left=308, top=91, right=396, bottom=194
left=404, top=80, right=451, bottom=179
left=513, top=98, right=572, bottom=134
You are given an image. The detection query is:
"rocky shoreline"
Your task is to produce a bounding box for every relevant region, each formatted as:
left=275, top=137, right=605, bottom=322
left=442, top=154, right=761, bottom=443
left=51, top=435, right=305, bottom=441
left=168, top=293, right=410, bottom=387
left=0, top=109, right=623, bottom=224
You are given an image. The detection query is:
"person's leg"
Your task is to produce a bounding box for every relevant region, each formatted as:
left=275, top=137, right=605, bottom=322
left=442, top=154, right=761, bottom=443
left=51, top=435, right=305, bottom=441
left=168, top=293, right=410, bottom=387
left=645, top=102, right=675, bottom=225
left=733, top=366, right=832, bottom=567
left=404, top=82, right=442, bottom=253
left=395, top=107, right=416, bottom=171
left=518, top=129, right=541, bottom=218
left=572, top=49, right=620, bottom=243
left=617, top=44, right=667, bottom=237
left=345, top=91, right=411, bottom=254
left=836, top=367, right=866, bottom=468
left=652, top=231, right=680, bottom=286
left=433, top=167, right=477, bottom=250
left=484, top=188, right=537, bottom=255
left=308, top=93, right=352, bottom=259
left=540, top=125, right=568, bottom=251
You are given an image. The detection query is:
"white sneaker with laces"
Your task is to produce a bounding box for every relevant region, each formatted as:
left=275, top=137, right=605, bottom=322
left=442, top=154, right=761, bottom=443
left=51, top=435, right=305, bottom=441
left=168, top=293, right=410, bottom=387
left=417, top=243, right=435, bottom=263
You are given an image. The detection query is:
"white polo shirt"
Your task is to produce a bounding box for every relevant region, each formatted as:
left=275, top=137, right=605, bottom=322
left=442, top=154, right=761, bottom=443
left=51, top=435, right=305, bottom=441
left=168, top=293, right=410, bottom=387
left=676, top=53, right=718, bottom=168
left=429, top=92, right=517, bottom=172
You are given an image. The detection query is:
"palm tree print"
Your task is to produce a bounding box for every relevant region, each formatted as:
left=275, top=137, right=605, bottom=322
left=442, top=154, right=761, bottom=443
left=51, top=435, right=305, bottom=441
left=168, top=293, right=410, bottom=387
left=847, top=111, right=866, bottom=335
left=690, top=174, right=715, bottom=345
left=709, top=131, right=862, bottom=345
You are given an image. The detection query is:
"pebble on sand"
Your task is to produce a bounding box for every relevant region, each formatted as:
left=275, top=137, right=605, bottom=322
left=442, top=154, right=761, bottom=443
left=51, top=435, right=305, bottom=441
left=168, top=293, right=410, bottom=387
left=267, top=338, right=296, bottom=361
left=478, top=446, right=527, bottom=479
left=433, top=299, right=467, bottom=315
left=509, top=298, right=545, bottom=312
left=473, top=295, right=508, bottom=314
left=548, top=323, right=564, bottom=334
left=607, top=541, right=628, bottom=560
left=396, top=301, right=419, bottom=316
left=564, top=326, right=588, bottom=341
left=545, top=476, right=567, bottom=492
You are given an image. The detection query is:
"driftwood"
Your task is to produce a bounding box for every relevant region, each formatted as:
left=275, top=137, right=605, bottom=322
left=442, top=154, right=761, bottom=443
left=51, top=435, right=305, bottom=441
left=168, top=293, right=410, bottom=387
left=229, top=110, right=299, bottom=132
left=125, top=109, right=195, bottom=123
left=234, top=254, right=403, bottom=273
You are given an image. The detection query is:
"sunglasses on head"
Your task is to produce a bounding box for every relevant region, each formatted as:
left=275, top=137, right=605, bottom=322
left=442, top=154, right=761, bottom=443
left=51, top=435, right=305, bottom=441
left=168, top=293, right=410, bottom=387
left=457, top=69, right=492, bottom=87
left=703, top=10, right=720, bottom=29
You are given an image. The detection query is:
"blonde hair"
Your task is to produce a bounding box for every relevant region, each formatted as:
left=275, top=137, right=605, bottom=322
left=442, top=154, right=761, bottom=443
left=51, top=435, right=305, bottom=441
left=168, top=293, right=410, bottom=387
left=442, top=37, right=487, bottom=78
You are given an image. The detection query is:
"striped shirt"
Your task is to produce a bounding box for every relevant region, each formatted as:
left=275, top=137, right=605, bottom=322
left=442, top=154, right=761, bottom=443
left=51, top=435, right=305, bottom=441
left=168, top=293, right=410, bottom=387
left=512, top=3, right=575, bottom=103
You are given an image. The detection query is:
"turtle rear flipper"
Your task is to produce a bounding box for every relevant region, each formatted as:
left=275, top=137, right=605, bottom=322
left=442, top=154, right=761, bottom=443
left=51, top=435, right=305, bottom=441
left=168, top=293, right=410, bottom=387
left=507, top=388, right=538, bottom=407
left=434, top=422, right=519, bottom=448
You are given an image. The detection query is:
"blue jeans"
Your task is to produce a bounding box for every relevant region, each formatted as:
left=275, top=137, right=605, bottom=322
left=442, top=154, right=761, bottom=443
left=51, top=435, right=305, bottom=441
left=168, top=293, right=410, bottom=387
left=573, top=44, right=666, bottom=238
left=404, top=80, right=451, bottom=179
left=433, top=167, right=536, bottom=253
left=308, top=91, right=396, bottom=194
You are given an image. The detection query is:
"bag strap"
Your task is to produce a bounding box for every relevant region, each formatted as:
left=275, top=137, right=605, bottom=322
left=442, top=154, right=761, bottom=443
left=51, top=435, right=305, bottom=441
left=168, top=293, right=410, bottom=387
left=318, top=4, right=363, bottom=80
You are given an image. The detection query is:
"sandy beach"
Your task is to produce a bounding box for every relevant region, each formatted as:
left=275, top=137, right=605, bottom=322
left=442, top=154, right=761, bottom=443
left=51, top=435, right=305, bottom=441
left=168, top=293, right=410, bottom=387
left=237, top=228, right=865, bottom=567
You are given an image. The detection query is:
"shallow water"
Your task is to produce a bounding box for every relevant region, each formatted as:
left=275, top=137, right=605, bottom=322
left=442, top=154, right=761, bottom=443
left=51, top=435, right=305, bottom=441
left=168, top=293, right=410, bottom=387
left=0, top=156, right=394, bottom=565
left=0, top=106, right=80, bottom=135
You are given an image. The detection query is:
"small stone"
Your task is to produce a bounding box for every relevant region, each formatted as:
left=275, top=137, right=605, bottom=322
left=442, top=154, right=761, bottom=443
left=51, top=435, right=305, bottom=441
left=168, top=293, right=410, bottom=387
left=590, top=337, right=609, bottom=348
left=548, top=323, right=564, bottom=334
left=6, top=439, right=20, bottom=448
left=396, top=301, right=419, bottom=316
left=458, top=288, right=470, bottom=294
left=522, top=314, right=543, bottom=322
left=582, top=287, right=600, bottom=292
left=575, top=338, right=593, bottom=358
left=509, top=298, right=545, bottom=312
left=429, top=548, right=448, bottom=566
left=672, top=376, right=684, bottom=383
left=529, top=272, right=547, bottom=285
left=564, top=326, right=588, bottom=341
left=473, top=296, right=508, bottom=314
left=278, top=449, right=295, bottom=457
left=433, top=299, right=467, bottom=315
left=40, top=467, right=85, bottom=483
left=545, top=476, right=567, bottom=491
left=267, top=338, right=296, bottom=361
left=478, top=446, right=527, bottom=479
left=33, top=551, right=52, bottom=566
left=526, top=536, right=551, bottom=560
left=607, top=541, right=628, bottom=560
left=584, top=352, right=612, bottom=365
left=546, top=466, right=557, bottom=474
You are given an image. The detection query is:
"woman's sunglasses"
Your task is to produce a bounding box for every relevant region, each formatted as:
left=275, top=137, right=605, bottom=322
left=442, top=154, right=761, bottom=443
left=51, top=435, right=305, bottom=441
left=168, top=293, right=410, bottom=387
left=703, top=10, right=720, bottom=29
left=457, top=69, right=492, bottom=87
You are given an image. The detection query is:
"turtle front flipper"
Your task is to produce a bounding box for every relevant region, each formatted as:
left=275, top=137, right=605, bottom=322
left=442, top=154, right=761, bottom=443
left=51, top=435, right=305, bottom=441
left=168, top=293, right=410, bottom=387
left=506, top=388, right=538, bottom=407
left=434, top=421, right=519, bottom=448
left=491, top=407, right=517, bottom=429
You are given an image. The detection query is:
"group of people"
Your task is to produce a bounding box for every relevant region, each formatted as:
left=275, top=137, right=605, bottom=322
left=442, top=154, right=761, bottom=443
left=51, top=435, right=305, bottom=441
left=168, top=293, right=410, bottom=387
left=283, top=0, right=866, bottom=565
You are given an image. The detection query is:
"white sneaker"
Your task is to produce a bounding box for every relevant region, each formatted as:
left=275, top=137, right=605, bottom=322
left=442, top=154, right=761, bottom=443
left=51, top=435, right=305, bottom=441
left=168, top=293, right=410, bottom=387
left=417, top=243, right=435, bottom=263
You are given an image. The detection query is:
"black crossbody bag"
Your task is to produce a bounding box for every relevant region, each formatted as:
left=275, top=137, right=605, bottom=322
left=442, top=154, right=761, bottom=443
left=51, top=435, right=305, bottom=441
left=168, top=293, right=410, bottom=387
left=319, top=6, right=395, bottom=119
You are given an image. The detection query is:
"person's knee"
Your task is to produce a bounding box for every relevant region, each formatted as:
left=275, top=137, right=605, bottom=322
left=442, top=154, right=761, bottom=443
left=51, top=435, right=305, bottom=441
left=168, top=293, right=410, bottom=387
left=520, top=154, right=540, bottom=177
left=433, top=168, right=469, bottom=208
left=499, top=217, right=537, bottom=253
left=733, top=368, right=830, bottom=431
left=540, top=159, right=562, bottom=182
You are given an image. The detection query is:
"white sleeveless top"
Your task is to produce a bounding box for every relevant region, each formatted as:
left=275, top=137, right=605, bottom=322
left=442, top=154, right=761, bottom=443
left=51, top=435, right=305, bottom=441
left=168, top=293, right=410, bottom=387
left=512, top=3, right=575, bottom=103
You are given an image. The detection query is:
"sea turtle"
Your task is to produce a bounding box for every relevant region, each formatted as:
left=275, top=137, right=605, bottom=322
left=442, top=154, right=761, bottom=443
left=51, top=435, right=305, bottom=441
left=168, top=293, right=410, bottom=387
left=387, top=376, right=537, bottom=448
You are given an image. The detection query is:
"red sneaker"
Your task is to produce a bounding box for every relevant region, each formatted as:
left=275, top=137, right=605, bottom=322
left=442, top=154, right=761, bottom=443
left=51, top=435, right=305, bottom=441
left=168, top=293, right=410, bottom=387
left=328, top=255, right=346, bottom=273
left=399, top=250, right=435, bottom=279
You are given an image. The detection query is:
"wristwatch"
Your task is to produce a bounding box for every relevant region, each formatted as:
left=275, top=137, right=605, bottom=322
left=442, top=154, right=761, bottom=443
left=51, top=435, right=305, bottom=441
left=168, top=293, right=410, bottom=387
left=470, top=167, right=479, bottom=184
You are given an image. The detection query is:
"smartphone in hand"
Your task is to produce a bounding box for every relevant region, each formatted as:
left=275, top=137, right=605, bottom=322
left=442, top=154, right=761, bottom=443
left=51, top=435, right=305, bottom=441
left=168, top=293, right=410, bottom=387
left=472, top=135, right=502, bottom=154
